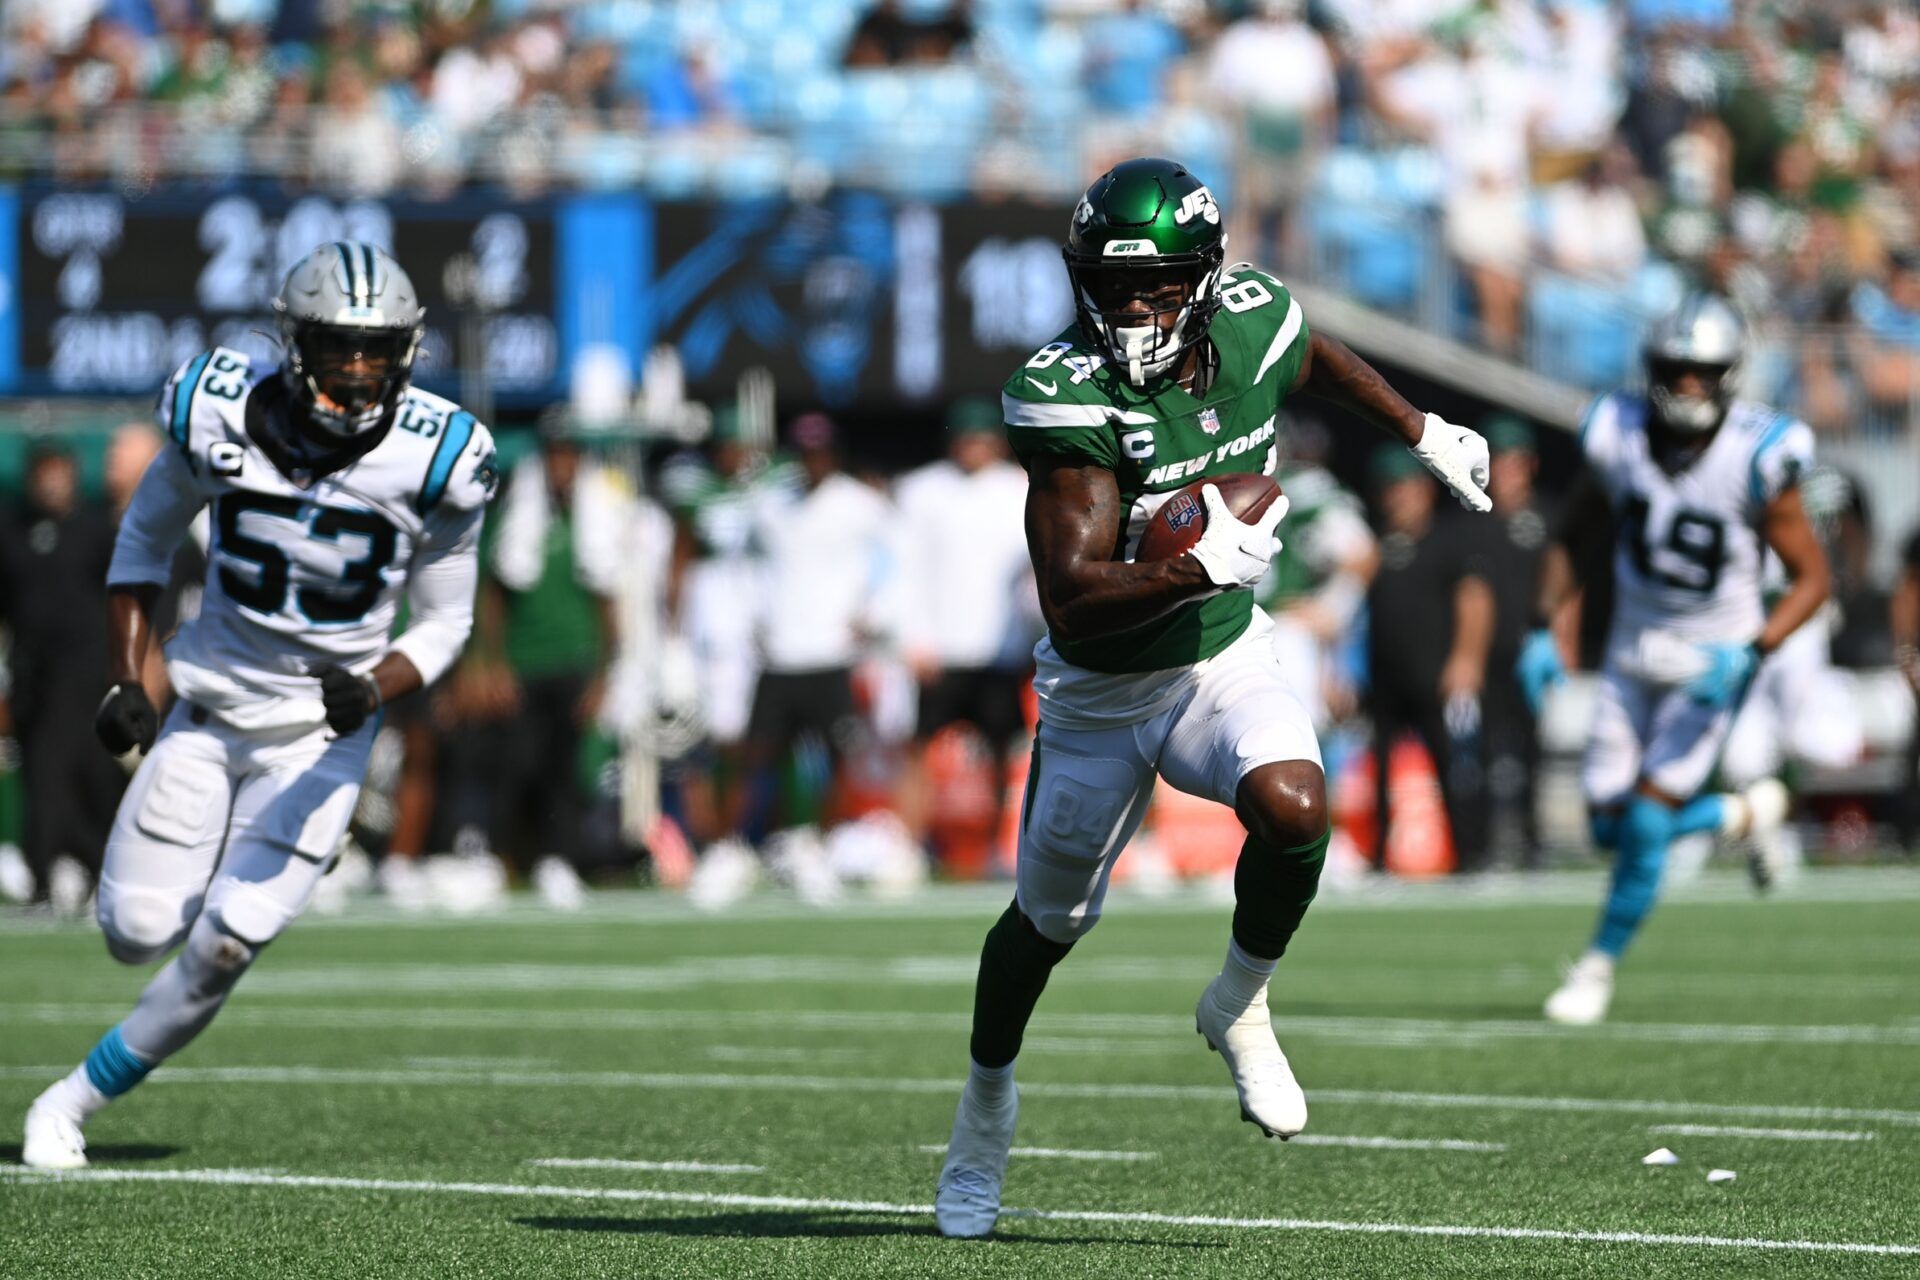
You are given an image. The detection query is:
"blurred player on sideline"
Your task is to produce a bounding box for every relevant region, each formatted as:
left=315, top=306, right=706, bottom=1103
left=22, top=242, right=496, bottom=1168
left=1253, top=419, right=1375, bottom=734
left=1518, top=293, right=1828, bottom=1025
left=894, top=397, right=1038, bottom=860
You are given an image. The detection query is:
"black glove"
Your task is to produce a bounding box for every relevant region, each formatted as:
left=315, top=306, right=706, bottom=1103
left=316, top=664, right=381, bottom=735
left=96, top=682, right=159, bottom=756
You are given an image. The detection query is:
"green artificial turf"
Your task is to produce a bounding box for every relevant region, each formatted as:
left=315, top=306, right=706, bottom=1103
left=3, top=872, right=1917, bottom=1278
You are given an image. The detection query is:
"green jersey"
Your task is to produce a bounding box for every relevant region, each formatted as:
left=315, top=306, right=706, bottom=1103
left=657, top=454, right=800, bottom=558
left=1005, top=267, right=1308, bottom=674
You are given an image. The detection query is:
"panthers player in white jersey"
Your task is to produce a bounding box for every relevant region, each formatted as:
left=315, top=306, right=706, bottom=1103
left=22, top=242, right=496, bottom=1168
left=1518, top=294, right=1829, bottom=1024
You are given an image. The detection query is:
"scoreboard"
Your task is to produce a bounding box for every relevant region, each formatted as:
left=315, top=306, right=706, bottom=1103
left=9, top=184, right=558, bottom=403
left=0, top=184, right=1075, bottom=411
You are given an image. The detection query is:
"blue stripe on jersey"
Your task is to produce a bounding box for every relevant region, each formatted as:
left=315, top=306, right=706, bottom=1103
left=170, top=352, right=212, bottom=449
left=83, top=1025, right=154, bottom=1098
left=419, top=409, right=476, bottom=513
left=1749, top=411, right=1796, bottom=505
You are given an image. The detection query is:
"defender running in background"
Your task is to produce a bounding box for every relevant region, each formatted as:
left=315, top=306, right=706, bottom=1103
left=1517, top=293, right=1829, bottom=1025
left=22, top=242, right=496, bottom=1168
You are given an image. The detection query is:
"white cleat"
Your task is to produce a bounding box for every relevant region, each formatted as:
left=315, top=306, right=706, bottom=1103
left=1194, top=975, right=1308, bottom=1139
left=688, top=838, right=759, bottom=912
left=22, top=1097, right=88, bottom=1170
left=534, top=856, right=588, bottom=912
left=1738, top=779, right=1791, bottom=893
left=766, top=826, right=841, bottom=907
left=934, top=1084, right=1019, bottom=1239
left=1544, top=952, right=1615, bottom=1025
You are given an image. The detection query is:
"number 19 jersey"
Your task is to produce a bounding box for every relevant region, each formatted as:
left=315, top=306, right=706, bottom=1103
left=109, top=347, right=497, bottom=728
left=1580, top=392, right=1812, bottom=653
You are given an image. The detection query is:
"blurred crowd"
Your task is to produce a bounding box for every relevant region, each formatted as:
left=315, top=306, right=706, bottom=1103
left=6, top=392, right=1917, bottom=914
left=10, top=2, right=1920, bottom=420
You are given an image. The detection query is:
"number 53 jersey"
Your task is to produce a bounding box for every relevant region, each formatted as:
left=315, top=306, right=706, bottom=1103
left=1581, top=392, right=1812, bottom=659
left=109, top=347, right=498, bottom=730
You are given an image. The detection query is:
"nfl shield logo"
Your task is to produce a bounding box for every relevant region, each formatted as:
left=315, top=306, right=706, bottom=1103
left=1165, top=492, right=1202, bottom=531
left=1199, top=407, right=1221, bottom=436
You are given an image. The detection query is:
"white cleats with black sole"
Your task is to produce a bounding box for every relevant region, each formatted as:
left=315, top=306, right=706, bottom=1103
left=1194, top=975, right=1308, bottom=1140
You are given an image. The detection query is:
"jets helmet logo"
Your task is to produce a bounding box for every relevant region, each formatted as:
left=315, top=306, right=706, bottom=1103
left=1174, top=187, right=1220, bottom=227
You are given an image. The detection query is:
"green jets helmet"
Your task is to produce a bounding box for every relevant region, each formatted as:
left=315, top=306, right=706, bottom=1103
left=1063, top=157, right=1228, bottom=386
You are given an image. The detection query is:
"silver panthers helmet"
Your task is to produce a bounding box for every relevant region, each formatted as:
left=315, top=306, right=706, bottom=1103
left=274, top=242, right=426, bottom=444
left=1644, top=292, right=1744, bottom=436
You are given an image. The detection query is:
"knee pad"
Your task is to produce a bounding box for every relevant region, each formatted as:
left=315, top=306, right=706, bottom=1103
left=1017, top=753, right=1143, bottom=945
left=1020, top=892, right=1101, bottom=945
left=205, top=879, right=299, bottom=947
left=97, top=883, right=195, bottom=965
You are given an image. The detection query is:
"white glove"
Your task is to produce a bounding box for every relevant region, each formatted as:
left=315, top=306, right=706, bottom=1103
left=1410, top=412, right=1492, bottom=513
left=1188, top=484, right=1290, bottom=589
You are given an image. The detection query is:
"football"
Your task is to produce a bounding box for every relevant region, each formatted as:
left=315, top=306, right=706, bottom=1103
left=1134, top=472, right=1284, bottom=563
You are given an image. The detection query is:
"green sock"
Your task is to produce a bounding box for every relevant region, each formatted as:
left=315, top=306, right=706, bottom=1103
left=968, top=900, right=1075, bottom=1069
left=1230, top=829, right=1331, bottom=961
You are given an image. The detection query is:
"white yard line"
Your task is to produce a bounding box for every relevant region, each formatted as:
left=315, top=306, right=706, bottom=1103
left=528, top=1158, right=764, bottom=1174
left=2, top=1062, right=1914, bottom=1126
left=8, top=1001, right=1919, bottom=1048
left=4, top=869, right=1918, bottom=938
left=5, top=1167, right=1915, bottom=1255
left=1648, top=1124, right=1878, bottom=1143
left=1287, top=1135, right=1507, bottom=1152
left=919, top=1144, right=1157, bottom=1162
left=923, top=1136, right=1502, bottom=1157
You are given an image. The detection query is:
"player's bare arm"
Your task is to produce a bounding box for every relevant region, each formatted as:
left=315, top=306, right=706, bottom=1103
left=1292, top=331, right=1491, bottom=512
left=1291, top=331, right=1423, bottom=443
left=1442, top=575, right=1496, bottom=701
left=1023, top=456, right=1214, bottom=644
left=104, top=584, right=161, bottom=688
left=1755, top=485, right=1831, bottom=655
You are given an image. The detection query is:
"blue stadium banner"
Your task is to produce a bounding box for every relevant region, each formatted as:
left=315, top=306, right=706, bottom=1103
left=7, top=186, right=1074, bottom=409
left=558, top=194, right=649, bottom=384
left=0, top=186, right=16, bottom=395
left=646, top=197, right=1071, bottom=409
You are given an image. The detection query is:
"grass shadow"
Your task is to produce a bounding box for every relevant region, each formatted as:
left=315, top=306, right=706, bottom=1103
left=517, top=1213, right=1227, bottom=1249
left=3, top=1143, right=183, bottom=1165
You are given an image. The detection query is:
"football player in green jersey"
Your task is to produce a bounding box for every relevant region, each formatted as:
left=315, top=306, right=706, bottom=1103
left=934, top=158, right=1493, bottom=1238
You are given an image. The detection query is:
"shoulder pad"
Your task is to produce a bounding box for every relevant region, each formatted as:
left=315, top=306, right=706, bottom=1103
left=1578, top=391, right=1642, bottom=460
left=1213, top=268, right=1306, bottom=388
left=414, top=402, right=497, bottom=515
left=156, top=347, right=254, bottom=455
left=1740, top=404, right=1814, bottom=507
left=1003, top=327, right=1114, bottom=415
